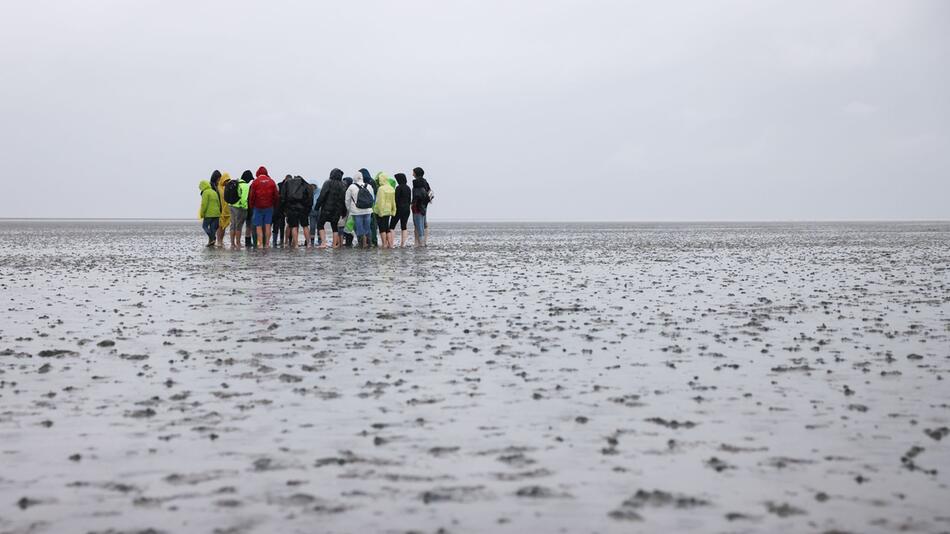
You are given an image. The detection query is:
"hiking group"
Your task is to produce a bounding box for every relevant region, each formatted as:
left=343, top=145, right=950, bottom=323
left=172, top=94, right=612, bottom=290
left=198, top=166, right=434, bottom=249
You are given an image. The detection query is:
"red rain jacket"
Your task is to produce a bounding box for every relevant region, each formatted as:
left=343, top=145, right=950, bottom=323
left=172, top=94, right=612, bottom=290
left=248, top=167, right=279, bottom=210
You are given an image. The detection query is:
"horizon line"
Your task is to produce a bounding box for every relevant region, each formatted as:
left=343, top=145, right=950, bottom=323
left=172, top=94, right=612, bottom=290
left=1, top=217, right=948, bottom=224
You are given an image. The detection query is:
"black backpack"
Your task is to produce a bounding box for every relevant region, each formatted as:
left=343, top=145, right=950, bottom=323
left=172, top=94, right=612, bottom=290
left=412, top=185, right=430, bottom=207
left=287, top=178, right=307, bottom=204
left=223, top=180, right=240, bottom=205
left=356, top=184, right=374, bottom=209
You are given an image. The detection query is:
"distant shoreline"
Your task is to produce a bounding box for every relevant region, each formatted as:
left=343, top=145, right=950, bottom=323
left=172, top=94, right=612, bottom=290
left=0, top=218, right=947, bottom=224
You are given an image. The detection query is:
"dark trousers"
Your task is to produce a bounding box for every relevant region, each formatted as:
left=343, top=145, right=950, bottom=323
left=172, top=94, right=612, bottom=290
left=202, top=217, right=219, bottom=240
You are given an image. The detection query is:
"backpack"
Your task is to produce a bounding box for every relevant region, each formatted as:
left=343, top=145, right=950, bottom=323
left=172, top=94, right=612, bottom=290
left=356, top=184, right=374, bottom=209
left=255, top=177, right=277, bottom=206
left=287, top=178, right=307, bottom=204
left=223, top=180, right=240, bottom=205
left=412, top=185, right=430, bottom=207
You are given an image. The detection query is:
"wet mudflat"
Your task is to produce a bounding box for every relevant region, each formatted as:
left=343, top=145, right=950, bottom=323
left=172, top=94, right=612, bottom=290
left=0, top=220, right=948, bottom=534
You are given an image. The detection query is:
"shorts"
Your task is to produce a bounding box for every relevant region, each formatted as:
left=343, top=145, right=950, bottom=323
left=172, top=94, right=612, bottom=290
left=377, top=215, right=392, bottom=231
left=317, top=214, right=339, bottom=233
left=251, top=207, right=274, bottom=226
left=286, top=211, right=309, bottom=227
left=413, top=212, right=426, bottom=239
left=392, top=209, right=410, bottom=231
left=230, top=207, right=247, bottom=230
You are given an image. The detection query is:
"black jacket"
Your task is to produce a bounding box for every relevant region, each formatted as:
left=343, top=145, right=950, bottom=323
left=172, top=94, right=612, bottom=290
left=281, top=176, right=312, bottom=215
left=395, top=174, right=412, bottom=211
left=411, top=177, right=432, bottom=215
left=316, top=169, right=347, bottom=220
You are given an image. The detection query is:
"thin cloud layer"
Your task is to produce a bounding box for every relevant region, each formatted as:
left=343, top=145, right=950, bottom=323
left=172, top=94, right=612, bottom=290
left=0, top=1, right=947, bottom=220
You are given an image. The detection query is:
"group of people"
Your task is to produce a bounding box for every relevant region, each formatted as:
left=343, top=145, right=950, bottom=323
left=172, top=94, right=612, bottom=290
left=197, top=166, right=434, bottom=249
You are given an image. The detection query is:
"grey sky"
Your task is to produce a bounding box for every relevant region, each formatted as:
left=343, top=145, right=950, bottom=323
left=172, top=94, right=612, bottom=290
left=1, top=1, right=947, bottom=220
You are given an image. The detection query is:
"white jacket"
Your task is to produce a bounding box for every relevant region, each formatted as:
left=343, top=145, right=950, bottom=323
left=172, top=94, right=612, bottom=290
left=345, top=179, right=375, bottom=216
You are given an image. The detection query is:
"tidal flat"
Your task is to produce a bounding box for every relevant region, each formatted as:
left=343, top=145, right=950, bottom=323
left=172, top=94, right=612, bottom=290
left=0, top=221, right=948, bottom=534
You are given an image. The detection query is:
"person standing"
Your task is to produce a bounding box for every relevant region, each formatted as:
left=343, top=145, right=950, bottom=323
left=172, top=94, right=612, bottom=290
left=224, top=171, right=249, bottom=249
left=237, top=170, right=256, bottom=248
left=346, top=171, right=375, bottom=248
left=281, top=175, right=312, bottom=248
left=198, top=177, right=221, bottom=248
left=314, top=168, right=347, bottom=249
left=411, top=167, right=433, bottom=247
left=248, top=166, right=279, bottom=249
left=272, top=175, right=289, bottom=247
left=215, top=172, right=232, bottom=247
left=308, top=181, right=321, bottom=246
left=340, top=176, right=354, bottom=247
left=358, top=169, right=379, bottom=247
left=373, top=171, right=396, bottom=249
left=392, top=173, right=412, bottom=247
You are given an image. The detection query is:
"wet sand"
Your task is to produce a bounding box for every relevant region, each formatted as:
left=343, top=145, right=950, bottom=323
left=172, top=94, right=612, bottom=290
left=0, top=220, right=948, bottom=534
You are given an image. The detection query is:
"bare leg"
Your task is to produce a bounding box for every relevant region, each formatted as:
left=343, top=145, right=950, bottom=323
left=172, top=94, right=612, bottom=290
left=216, top=227, right=225, bottom=247
left=303, top=227, right=311, bottom=247
left=263, top=224, right=271, bottom=248
left=256, top=226, right=264, bottom=248
left=318, top=228, right=328, bottom=249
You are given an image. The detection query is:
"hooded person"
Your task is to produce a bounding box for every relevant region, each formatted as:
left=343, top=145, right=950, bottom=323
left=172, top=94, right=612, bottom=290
left=216, top=172, right=232, bottom=247
left=239, top=170, right=256, bottom=247
left=248, top=166, right=280, bottom=248
left=358, top=168, right=379, bottom=246
left=207, top=170, right=225, bottom=247
left=281, top=174, right=312, bottom=247
left=346, top=172, right=375, bottom=248
left=340, top=176, right=355, bottom=247
left=373, top=171, right=397, bottom=249
left=198, top=179, right=221, bottom=247
left=411, top=167, right=432, bottom=247
left=271, top=175, right=291, bottom=247
left=392, top=172, right=412, bottom=247
left=314, top=168, right=347, bottom=248
left=308, top=179, right=322, bottom=246
left=228, top=171, right=250, bottom=249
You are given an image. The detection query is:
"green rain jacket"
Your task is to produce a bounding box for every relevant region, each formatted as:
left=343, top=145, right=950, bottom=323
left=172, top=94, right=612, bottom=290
left=198, top=180, right=222, bottom=219
left=233, top=180, right=250, bottom=210
left=373, top=172, right=397, bottom=217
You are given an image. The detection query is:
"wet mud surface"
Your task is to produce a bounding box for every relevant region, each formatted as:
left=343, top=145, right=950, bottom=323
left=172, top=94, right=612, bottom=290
left=0, top=221, right=948, bottom=533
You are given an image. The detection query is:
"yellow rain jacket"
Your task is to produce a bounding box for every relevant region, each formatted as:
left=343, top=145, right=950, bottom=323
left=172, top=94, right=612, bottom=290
left=216, top=173, right=232, bottom=228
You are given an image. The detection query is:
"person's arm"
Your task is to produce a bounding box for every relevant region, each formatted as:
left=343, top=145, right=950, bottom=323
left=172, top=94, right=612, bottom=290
left=199, top=191, right=207, bottom=219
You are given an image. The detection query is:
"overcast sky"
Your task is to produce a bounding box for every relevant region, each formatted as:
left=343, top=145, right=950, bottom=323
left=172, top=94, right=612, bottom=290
left=0, top=1, right=947, bottom=220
